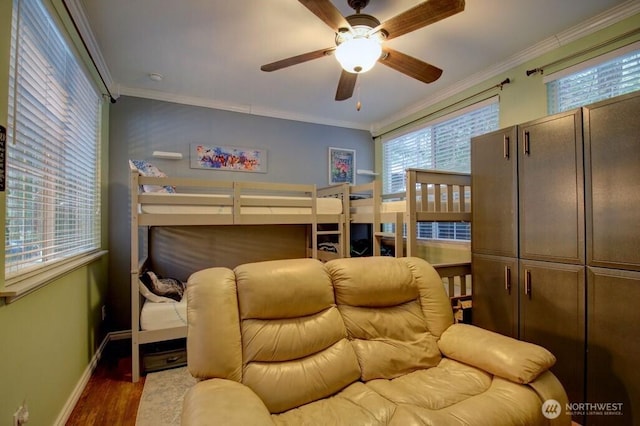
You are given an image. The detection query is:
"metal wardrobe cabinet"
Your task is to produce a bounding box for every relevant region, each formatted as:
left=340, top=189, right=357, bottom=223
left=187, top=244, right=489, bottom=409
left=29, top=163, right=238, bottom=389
left=583, top=92, right=640, bottom=426
left=471, top=125, right=519, bottom=339
left=471, top=109, right=586, bottom=417
left=472, top=91, right=640, bottom=425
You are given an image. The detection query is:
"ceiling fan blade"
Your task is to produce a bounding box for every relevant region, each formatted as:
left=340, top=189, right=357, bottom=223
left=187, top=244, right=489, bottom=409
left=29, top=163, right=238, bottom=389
left=373, top=0, right=465, bottom=40
left=335, top=70, right=358, bottom=101
left=379, top=48, right=443, bottom=84
left=298, top=0, right=352, bottom=32
left=261, top=47, right=335, bottom=72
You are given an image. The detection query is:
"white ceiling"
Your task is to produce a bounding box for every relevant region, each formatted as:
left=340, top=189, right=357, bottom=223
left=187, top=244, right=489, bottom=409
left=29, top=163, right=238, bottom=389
left=78, top=0, right=636, bottom=132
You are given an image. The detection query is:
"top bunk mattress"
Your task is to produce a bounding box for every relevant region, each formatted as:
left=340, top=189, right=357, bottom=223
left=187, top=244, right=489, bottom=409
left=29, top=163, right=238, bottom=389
left=351, top=200, right=407, bottom=214
left=139, top=193, right=343, bottom=215
left=350, top=199, right=471, bottom=214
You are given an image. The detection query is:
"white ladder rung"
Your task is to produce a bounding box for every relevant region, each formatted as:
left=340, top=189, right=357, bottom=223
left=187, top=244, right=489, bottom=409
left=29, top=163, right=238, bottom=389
left=317, top=230, right=341, bottom=236
left=374, top=232, right=397, bottom=239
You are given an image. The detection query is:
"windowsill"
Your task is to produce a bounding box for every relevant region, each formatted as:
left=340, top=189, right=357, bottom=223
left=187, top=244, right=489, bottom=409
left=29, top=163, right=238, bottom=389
left=0, top=250, right=108, bottom=303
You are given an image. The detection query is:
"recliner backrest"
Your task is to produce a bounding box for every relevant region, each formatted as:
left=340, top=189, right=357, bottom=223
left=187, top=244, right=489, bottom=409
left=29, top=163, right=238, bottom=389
left=326, top=256, right=453, bottom=381
left=235, top=258, right=361, bottom=414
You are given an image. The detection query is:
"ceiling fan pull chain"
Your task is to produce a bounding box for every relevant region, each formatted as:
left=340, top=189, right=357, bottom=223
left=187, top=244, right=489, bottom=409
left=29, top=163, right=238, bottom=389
left=356, top=84, right=362, bottom=111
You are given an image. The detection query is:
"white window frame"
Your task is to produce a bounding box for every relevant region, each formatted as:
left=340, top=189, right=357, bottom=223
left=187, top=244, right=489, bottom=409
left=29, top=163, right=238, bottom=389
left=546, top=41, right=640, bottom=114
left=2, top=0, right=106, bottom=300
left=381, top=97, right=500, bottom=242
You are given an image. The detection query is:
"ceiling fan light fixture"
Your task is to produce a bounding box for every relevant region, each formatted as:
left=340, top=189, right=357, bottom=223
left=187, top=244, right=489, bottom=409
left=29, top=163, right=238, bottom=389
left=260, top=0, right=462, bottom=101
left=335, top=36, right=382, bottom=73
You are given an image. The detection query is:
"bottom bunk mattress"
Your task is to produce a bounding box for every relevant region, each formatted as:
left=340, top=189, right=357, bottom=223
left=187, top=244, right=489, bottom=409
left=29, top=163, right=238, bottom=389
left=140, top=298, right=187, bottom=331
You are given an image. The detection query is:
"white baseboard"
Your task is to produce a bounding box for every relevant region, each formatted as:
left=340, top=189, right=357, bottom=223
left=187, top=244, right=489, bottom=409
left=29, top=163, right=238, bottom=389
left=53, top=330, right=131, bottom=425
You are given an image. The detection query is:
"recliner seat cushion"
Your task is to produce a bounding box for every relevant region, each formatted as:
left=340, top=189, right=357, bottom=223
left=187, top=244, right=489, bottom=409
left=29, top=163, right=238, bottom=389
left=367, top=359, right=548, bottom=425
left=387, top=377, right=548, bottom=426
left=365, top=358, right=491, bottom=409
left=272, top=382, right=397, bottom=425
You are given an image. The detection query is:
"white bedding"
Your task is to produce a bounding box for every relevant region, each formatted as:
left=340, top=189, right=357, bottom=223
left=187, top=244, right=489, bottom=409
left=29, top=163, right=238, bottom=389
left=351, top=200, right=406, bottom=214
left=140, top=193, right=342, bottom=215
left=351, top=199, right=471, bottom=215
left=140, top=298, right=187, bottom=330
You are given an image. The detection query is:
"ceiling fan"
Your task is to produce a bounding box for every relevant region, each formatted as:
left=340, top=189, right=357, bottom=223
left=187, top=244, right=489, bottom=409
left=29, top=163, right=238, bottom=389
left=260, top=0, right=465, bottom=101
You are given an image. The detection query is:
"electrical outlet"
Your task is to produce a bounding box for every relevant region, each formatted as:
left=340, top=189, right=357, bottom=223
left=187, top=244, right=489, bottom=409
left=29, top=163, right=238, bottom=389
left=13, top=403, right=29, bottom=426
left=101, top=305, right=107, bottom=321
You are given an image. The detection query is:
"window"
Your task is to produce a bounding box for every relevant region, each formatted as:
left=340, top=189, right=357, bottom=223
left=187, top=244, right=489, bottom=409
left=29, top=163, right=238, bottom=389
left=5, top=0, right=102, bottom=281
left=382, top=99, right=499, bottom=241
left=547, top=44, right=640, bottom=114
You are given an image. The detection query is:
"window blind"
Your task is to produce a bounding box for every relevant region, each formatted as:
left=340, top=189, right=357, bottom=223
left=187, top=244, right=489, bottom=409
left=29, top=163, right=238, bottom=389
left=5, top=0, right=102, bottom=280
left=382, top=99, right=499, bottom=241
left=547, top=45, right=640, bottom=114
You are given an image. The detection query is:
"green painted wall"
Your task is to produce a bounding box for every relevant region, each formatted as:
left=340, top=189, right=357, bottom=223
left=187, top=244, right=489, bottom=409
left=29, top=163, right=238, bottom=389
left=0, top=260, right=108, bottom=424
left=0, top=1, right=110, bottom=424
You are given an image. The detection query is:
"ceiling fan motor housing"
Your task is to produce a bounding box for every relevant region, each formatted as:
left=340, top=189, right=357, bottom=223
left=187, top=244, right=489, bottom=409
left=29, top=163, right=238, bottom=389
left=336, top=13, right=384, bottom=43
left=344, top=13, right=380, bottom=30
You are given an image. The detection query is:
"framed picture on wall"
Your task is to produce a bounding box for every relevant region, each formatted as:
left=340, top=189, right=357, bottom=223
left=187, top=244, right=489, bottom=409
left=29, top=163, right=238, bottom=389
left=328, top=147, right=355, bottom=185
left=190, top=144, right=267, bottom=173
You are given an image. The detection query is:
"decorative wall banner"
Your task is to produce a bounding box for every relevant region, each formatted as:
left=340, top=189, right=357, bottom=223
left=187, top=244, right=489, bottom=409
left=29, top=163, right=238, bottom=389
left=328, top=147, right=355, bottom=185
left=190, top=144, right=267, bottom=173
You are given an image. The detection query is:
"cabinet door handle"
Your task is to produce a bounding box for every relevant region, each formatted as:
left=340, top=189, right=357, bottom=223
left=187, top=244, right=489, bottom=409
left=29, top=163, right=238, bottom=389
left=524, top=269, right=532, bottom=298
left=503, top=135, right=510, bottom=159
left=523, top=131, right=531, bottom=155
left=504, top=266, right=511, bottom=294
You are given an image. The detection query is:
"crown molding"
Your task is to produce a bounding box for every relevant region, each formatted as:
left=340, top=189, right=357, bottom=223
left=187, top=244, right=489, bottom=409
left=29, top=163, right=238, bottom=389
left=118, top=86, right=371, bottom=131
left=64, top=0, right=118, bottom=98
left=65, top=0, right=640, bottom=133
left=370, top=0, right=640, bottom=134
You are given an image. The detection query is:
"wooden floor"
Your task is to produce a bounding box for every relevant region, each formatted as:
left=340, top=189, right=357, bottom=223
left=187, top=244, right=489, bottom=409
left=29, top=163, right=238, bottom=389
left=66, top=339, right=144, bottom=425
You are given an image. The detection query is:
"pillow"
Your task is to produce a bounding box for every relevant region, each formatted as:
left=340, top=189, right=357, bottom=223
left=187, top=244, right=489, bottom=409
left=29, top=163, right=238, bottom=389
left=139, top=271, right=186, bottom=302
left=138, top=279, right=176, bottom=303
left=129, top=159, right=176, bottom=193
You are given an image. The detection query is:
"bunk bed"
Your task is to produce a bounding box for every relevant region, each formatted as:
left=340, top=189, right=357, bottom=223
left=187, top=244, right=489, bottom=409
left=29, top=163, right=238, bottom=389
left=348, top=168, right=471, bottom=257
left=129, top=163, right=349, bottom=382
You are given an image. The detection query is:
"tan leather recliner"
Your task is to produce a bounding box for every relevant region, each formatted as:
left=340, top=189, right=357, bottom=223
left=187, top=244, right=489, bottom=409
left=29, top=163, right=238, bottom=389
left=182, top=257, right=570, bottom=425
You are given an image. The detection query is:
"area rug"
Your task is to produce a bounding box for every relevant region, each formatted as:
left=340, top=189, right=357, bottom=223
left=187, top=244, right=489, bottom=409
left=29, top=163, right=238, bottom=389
left=135, top=367, right=197, bottom=425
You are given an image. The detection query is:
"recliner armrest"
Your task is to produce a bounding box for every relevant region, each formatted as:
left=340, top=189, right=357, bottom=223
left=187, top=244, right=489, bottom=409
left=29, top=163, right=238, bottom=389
left=529, top=371, right=572, bottom=425
left=438, top=323, right=556, bottom=384
left=182, top=379, right=275, bottom=426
